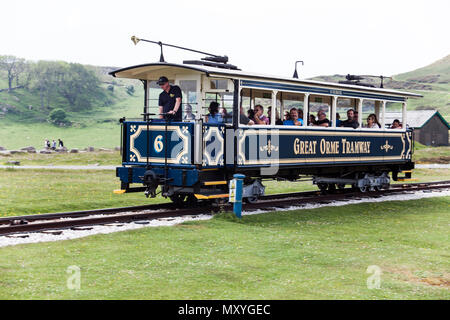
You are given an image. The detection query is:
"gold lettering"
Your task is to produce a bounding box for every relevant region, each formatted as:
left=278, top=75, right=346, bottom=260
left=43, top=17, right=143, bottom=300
left=294, top=138, right=299, bottom=155
left=320, top=139, right=325, bottom=154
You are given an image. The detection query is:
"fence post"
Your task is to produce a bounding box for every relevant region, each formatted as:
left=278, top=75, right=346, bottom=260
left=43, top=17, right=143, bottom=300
left=230, top=174, right=245, bottom=218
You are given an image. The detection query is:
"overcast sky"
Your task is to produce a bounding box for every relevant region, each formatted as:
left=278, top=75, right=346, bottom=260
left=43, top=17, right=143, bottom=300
left=1, top=0, right=449, bottom=78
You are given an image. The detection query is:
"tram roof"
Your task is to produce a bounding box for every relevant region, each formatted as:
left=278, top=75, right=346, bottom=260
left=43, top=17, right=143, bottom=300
left=110, top=62, right=423, bottom=99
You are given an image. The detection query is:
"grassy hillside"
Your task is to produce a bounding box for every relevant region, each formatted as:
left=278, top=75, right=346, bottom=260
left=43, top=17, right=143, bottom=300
left=0, top=59, right=144, bottom=149
left=311, top=54, right=450, bottom=121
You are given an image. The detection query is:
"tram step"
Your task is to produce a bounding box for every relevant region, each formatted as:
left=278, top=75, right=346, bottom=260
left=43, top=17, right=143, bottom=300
left=194, top=193, right=229, bottom=200
left=203, top=181, right=228, bottom=186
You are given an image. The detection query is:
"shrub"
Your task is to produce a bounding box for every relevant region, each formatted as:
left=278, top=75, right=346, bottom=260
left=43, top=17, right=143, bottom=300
left=48, top=108, right=71, bottom=126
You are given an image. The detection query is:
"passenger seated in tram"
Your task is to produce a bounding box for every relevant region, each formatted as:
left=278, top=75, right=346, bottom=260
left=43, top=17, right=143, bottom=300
left=283, top=108, right=303, bottom=126
left=221, top=107, right=232, bottom=124
left=253, top=104, right=270, bottom=125
left=247, top=108, right=255, bottom=121
left=391, top=119, right=402, bottom=129
left=339, top=109, right=359, bottom=129
left=335, top=113, right=341, bottom=127
left=365, top=113, right=381, bottom=128
left=229, top=106, right=254, bottom=125
left=205, top=101, right=223, bottom=124
left=268, top=106, right=283, bottom=125
left=183, top=104, right=195, bottom=120
left=308, top=114, right=316, bottom=126
left=314, top=110, right=330, bottom=127
left=283, top=111, right=290, bottom=121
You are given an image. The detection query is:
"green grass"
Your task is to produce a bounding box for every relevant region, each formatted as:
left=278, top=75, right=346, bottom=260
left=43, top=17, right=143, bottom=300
left=0, top=196, right=448, bottom=299
left=0, top=168, right=449, bottom=218
left=413, top=143, right=450, bottom=163
left=1, top=150, right=122, bottom=166
left=0, top=169, right=167, bottom=217
left=0, top=122, right=122, bottom=150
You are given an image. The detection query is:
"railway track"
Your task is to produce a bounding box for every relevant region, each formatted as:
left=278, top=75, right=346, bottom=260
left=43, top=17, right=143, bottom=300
left=1, top=180, right=449, bottom=237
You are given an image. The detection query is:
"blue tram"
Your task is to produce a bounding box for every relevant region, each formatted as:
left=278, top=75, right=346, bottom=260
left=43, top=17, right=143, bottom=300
left=110, top=53, right=421, bottom=203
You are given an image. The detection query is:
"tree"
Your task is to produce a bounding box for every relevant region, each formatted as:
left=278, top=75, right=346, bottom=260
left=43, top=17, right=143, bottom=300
left=0, top=55, right=26, bottom=91
left=56, top=63, right=105, bottom=111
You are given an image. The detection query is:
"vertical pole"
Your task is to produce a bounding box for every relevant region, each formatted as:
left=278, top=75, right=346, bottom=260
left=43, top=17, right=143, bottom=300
left=232, top=80, right=240, bottom=129
left=271, top=90, right=278, bottom=126
left=233, top=174, right=245, bottom=218
left=197, top=75, right=203, bottom=120
left=143, top=80, right=148, bottom=121
left=303, top=93, right=309, bottom=126
left=357, top=98, right=363, bottom=128
left=331, top=96, right=337, bottom=128
left=402, top=101, right=407, bottom=129
left=375, top=101, right=380, bottom=122
left=232, top=80, right=240, bottom=170
left=381, top=101, right=386, bottom=129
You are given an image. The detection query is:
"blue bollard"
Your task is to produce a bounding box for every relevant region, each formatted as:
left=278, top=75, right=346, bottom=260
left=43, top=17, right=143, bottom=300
left=232, top=174, right=245, bottom=218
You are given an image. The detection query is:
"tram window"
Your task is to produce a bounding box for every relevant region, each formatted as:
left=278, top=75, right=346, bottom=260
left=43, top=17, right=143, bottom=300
left=385, top=102, right=404, bottom=129
left=280, top=92, right=304, bottom=125
left=204, top=92, right=234, bottom=124
left=240, top=88, right=273, bottom=125
left=361, top=100, right=381, bottom=129
left=210, top=79, right=228, bottom=90
left=336, top=98, right=358, bottom=127
left=179, top=80, right=197, bottom=121
left=309, top=95, right=331, bottom=126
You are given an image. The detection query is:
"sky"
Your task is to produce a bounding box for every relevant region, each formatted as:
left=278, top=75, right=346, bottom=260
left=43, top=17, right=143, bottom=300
left=1, top=0, right=449, bottom=78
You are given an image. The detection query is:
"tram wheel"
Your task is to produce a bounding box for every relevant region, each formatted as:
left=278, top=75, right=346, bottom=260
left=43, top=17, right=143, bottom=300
left=359, top=186, right=368, bottom=193
left=327, top=183, right=337, bottom=193
left=317, top=183, right=328, bottom=192
left=244, top=196, right=258, bottom=204
left=169, top=194, right=187, bottom=204
left=337, top=184, right=346, bottom=190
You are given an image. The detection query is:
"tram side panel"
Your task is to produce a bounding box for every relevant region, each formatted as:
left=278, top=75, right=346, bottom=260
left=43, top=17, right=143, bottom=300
left=117, top=121, right=199, bottom=189
left=234, top=127, right=413, bottom=175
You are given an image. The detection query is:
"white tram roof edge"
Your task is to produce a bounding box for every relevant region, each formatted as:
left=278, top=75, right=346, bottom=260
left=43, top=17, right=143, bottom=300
left=110, top=62, right=423, bottom=99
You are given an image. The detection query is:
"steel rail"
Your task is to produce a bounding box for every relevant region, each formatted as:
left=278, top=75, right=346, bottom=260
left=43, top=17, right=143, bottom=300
left=0, top=180, right=449, bottom=236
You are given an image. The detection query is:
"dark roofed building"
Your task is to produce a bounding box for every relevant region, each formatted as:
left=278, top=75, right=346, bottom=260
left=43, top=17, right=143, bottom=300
left=385, top=110, right=449, bottom=146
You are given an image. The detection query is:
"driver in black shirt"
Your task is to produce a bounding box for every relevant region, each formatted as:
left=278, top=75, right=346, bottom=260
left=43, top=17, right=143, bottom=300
left=157, top=76, right=182, bottom=121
